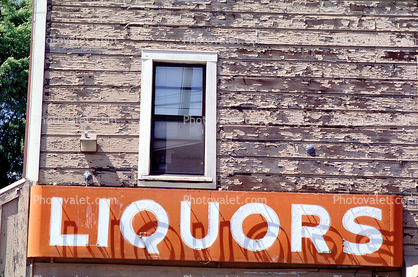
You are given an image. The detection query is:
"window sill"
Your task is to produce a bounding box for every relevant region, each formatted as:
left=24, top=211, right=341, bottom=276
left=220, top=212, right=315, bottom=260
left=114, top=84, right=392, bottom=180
left=139, top=175, right=213, bottom=183
left=138, top=175, right=215, bottom=189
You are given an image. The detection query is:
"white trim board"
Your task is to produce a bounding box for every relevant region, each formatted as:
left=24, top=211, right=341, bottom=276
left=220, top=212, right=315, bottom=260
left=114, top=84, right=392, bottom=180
left=25, top=0, right=47, bottom=182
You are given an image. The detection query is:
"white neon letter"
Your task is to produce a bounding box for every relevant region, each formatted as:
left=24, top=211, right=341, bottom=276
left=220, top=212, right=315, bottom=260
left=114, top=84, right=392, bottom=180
left=230, top=203, right=280, bottom=252
left=97, top=199, right=110, bottom=247
left=120, top=200, right=168, bottom=254
left=291, top=204, right=331, bottom=253
left=180, top=201, right=219, bottom=250
left=49, top=197, right=89, bottom=246
left=342, top=206, right=383, bottom=255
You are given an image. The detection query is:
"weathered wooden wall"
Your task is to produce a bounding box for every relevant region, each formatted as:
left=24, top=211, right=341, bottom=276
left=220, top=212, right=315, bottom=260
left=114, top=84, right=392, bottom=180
left=40, top=0, right=417, bottom=267
left=0, top=179, right=31, bottom=277
left=41, top=0, right=418, bottom=192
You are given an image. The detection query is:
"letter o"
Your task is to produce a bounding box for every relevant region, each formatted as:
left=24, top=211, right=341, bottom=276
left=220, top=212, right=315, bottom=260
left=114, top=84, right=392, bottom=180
left=230, top=203, right=280, bottom=252
left=120, top=200, right=168, bottom=254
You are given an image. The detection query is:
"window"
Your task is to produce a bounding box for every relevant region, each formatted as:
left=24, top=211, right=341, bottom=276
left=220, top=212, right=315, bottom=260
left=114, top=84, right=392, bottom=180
left=151, top=64, right=205, bottom=175
left=138, top=50, right=217, bottom=189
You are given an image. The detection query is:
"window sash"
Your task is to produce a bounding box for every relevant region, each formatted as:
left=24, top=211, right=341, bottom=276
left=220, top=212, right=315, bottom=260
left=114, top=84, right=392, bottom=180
left=153, top=63, right=205, bottom=117
left=150, top=63, right=206, bottom=175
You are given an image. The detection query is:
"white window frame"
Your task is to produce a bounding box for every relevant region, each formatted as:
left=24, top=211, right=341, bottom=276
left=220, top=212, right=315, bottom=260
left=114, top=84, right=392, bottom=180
left=138, top=49, right=217, bottom=189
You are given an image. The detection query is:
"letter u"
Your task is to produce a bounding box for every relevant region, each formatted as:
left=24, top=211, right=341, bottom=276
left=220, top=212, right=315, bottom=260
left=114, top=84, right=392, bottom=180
left=180, top=201, right=219, bottom=250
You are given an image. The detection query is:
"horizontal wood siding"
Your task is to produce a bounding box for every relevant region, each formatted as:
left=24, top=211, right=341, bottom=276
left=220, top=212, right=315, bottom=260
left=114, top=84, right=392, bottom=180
left=41, top=0, right=418, bottom=195
left=48, top=0, right=418, bottom=16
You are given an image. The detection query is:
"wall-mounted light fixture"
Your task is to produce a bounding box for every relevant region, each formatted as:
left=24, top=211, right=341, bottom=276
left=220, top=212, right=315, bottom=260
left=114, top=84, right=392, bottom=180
left=80, top=132, right=97, bottom=152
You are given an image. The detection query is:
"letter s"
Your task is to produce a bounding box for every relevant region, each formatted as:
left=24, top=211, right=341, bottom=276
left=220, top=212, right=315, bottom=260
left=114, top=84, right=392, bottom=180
left=342, top=206, right=383, bottom=255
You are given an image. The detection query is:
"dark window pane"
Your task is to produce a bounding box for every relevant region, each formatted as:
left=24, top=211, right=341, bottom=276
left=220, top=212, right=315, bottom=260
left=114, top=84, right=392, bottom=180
left=151, top=121, right=204, bottom=174
left=154, top=66, right=203, bottom=116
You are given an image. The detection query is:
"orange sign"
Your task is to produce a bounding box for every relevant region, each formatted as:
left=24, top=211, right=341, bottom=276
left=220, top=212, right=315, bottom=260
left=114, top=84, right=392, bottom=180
left=28, top=186, right=403, bottom=267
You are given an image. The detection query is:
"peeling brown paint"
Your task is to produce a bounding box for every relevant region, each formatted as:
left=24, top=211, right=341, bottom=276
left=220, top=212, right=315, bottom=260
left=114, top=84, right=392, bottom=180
left=41, top=1, right=418, bottom=203
left=383, top=51, right=418, bottom=62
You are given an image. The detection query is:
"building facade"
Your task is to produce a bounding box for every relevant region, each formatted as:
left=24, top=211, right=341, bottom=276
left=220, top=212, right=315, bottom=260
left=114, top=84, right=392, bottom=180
left=6, top=0, right=418, bottom=276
